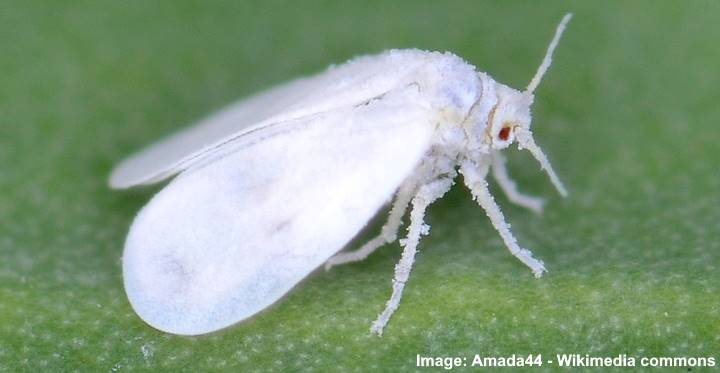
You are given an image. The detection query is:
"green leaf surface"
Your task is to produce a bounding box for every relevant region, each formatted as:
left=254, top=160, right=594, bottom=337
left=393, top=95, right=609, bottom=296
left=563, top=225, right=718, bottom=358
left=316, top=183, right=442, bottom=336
left=2, top=1, right=718, bottom=371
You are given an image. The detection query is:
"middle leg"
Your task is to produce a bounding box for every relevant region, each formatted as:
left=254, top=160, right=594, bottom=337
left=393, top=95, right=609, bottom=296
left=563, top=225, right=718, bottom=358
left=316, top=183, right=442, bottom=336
left=370, top=177, right=454, bottom=335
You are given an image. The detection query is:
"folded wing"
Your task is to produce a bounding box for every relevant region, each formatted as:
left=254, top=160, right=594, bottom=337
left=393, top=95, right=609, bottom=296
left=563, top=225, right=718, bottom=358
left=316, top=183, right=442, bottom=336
left=122, top=91, right=436, bottom=335
left=109, top=50, right=435, bottom=188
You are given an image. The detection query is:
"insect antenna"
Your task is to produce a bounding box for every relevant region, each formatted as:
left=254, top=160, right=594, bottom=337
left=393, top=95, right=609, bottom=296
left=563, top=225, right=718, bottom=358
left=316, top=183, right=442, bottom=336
left=515, top=128, right=568, bottom=197
left=515, top=13, right=572, bottom=197
left=525, top=13, right=572, bottom=95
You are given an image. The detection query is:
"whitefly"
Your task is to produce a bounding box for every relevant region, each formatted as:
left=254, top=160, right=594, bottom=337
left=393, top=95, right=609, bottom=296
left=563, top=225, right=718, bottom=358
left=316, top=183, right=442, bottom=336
left=110, top=14, right=573, bottom=336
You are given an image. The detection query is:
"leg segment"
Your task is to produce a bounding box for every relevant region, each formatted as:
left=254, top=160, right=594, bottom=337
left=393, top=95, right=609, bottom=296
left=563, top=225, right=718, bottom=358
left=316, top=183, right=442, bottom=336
left=491, top=151, right=544, bottom=214
left=461, top=159, right=546, bottom=278
left=324, top=180, right=417, bottom=270
left=370, top=177, right=454, bottom=335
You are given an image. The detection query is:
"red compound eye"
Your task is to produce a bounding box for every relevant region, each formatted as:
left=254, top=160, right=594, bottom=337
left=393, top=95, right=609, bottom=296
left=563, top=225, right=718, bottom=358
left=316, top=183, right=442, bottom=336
left=498, top=126, right=511, bottom=141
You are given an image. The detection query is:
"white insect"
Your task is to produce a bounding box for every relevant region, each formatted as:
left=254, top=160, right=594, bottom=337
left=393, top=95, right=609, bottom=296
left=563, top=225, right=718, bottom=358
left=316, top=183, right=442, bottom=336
left=110, top=14, right=572, bottom=336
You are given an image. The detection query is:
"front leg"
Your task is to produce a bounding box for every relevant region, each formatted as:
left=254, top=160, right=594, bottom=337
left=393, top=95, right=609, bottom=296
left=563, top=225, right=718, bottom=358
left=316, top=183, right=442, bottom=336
left=491, top=151, right=544, bottom=214
left=460, top=158, right=546, bottom=278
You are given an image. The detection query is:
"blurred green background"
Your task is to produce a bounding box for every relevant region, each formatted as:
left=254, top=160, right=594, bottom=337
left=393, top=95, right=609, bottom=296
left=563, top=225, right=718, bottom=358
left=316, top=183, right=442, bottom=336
left=1, top=1, right=719, bottom=371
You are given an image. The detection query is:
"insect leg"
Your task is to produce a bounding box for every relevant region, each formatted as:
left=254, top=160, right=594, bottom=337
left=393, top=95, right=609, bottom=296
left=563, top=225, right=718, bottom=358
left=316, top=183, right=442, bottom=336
left=490, top=151, right=545, bottom=214
left=324, top=180, right=418, bottom=270
left=461, top=158, right=546, bottom=278
left=370, top=177, right=453, bottom=336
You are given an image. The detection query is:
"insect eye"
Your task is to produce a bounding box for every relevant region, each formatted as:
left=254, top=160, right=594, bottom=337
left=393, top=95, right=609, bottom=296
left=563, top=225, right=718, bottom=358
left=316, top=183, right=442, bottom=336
left=498, top=125, right=512, bottom=141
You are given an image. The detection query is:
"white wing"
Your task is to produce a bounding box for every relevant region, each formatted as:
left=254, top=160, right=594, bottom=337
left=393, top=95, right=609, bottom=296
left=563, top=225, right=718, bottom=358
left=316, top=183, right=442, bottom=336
left=122, top=90, right=436, bottom=335
left=109, top=50, right=439, bottom=189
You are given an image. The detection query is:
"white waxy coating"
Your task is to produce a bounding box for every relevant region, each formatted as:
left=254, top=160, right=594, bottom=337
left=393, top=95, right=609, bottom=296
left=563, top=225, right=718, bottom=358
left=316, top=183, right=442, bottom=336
left=114, top=14, right=571, bottom=336
left=109, top=50, right=476, bottom=189
left=124, top=98, right=436, bottom=335
left=119, top=51, right=482, bottom=334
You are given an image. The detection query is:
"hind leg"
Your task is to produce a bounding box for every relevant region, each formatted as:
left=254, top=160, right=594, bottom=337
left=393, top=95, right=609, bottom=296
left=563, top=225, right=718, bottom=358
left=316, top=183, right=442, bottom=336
left=324, top=177, right=418, bottom=270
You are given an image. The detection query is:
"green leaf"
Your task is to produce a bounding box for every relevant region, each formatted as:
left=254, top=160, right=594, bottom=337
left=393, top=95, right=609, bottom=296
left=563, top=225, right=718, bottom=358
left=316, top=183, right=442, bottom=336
left=2, top=1, right=718, bottom=371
